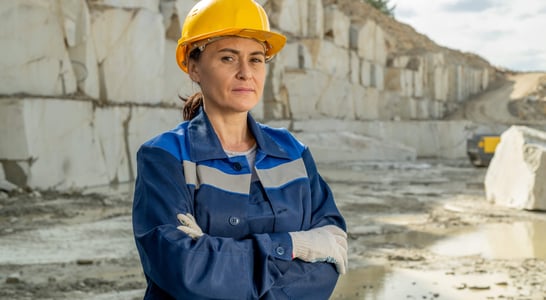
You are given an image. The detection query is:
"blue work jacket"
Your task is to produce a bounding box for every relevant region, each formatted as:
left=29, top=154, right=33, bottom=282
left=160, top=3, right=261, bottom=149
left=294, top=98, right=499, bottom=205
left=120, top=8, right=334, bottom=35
left=133, top=109, right=346, bottom=300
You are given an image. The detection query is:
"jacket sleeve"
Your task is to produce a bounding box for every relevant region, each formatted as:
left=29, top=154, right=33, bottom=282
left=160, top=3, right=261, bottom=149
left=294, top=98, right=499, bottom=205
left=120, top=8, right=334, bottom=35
left=302, top=147, right=346, bottom=231
left=265, top=147, right=346, bottom=299
left=133, top=145, right=293, bottom=299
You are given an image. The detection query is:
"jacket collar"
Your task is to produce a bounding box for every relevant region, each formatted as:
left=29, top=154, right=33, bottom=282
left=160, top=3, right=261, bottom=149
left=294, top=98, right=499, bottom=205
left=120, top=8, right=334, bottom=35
left=187, top=108, right=290, bottom=162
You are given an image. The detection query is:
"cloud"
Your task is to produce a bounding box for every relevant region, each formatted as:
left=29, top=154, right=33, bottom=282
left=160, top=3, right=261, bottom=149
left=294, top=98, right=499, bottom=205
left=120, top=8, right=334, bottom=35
left=509, top=50, right=546, bottom=72
left=478, top=29, right=511, bottom=41
left=442, top=0, right=495, bottom=13
left=519, top=5, right=546, bottom=19
left=391, top=0, right=546, bottom=71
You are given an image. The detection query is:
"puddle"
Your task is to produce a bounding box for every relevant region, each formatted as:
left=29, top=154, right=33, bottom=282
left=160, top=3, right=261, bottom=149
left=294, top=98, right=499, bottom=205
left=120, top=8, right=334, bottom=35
left=429, top=221, right=546, bottom=260
left=331, top=265, right=518, bottom=300
left=335, top=221, right=546, bottom=299
left=363, top=221, right=546, bottom=260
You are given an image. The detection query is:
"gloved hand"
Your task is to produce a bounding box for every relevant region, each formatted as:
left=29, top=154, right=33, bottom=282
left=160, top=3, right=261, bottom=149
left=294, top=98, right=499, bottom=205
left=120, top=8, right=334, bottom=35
left=177, top=213, right=204, bottom=240
left=289, top=225, right=348, bottom=274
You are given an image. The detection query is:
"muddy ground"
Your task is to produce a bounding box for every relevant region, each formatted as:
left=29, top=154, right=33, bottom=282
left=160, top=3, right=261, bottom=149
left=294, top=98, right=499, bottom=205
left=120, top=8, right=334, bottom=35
left=1, top=159, right=545, bottom=300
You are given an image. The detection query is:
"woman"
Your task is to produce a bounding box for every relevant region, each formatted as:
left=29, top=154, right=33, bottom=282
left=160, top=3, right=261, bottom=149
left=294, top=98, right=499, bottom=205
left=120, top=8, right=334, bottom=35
left=132, top=0, right=347, bottom=299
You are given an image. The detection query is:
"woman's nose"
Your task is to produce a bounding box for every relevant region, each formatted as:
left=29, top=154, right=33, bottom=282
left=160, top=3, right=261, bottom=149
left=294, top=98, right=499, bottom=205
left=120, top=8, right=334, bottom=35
left=236, top=62, right=252, bottom=80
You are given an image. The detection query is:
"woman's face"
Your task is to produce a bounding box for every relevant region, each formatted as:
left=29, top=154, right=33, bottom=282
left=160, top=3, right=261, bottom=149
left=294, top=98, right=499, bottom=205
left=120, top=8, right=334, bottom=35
left=188, top=37, right=267, bottom=116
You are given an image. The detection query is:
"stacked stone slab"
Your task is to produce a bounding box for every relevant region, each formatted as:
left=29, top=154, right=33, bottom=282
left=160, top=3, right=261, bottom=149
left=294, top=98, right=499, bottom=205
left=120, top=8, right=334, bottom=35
left=0, top=0, right=501, bottom=190
left=262, top=0, right=494, bottom=122
left=0, top=0, right=193, bottom=190
left=485, top=126, right=546, bottom=210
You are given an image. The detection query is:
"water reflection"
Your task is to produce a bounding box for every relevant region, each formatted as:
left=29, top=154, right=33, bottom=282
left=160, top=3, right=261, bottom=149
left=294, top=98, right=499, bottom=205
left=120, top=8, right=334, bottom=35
left=362, top=221, right=546, bottom=260
left=429, top=221, right=546, bottom=259
left=332, top=221, right=546, bottom=299
left=331, top=266, right=515, bottom=300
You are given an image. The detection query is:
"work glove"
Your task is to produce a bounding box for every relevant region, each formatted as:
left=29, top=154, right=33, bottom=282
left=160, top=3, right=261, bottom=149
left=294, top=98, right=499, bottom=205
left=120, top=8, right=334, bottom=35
left=177, top=213, right=204, bottom=240
left=289, top=225, right=348, bottom=274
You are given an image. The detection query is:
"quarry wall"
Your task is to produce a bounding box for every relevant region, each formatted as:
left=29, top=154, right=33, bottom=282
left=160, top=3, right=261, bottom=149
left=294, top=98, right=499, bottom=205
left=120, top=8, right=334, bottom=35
left=0, top=0, right=500, bottom=190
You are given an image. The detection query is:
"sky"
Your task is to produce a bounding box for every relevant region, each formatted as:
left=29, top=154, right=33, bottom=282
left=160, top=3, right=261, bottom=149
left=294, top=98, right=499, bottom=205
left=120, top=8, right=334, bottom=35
left=391, top=0, right=546, bottom=72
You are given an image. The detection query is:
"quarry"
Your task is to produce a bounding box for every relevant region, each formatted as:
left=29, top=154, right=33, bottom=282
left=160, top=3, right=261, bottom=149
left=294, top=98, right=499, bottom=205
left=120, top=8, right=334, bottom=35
left=1, top=0, right=546, bottom=299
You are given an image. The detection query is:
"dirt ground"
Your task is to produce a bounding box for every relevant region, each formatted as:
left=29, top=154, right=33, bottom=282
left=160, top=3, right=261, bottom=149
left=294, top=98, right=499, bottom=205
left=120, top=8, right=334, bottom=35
left=1, top=73, right=545, bottom=299
left=449, top=72, right=546, bottom=125
left=1, top=158, right=545, bottom=300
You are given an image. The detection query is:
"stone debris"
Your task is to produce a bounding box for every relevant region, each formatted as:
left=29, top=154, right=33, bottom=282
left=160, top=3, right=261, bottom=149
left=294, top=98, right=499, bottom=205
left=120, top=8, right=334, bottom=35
left=485, top=125, right=546, bottom=210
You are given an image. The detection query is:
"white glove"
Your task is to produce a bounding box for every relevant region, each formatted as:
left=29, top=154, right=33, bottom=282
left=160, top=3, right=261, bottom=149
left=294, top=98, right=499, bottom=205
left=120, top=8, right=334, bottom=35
left=289, top=225, right=348, bottom=274
left=177, top=213, right=204, bottom=240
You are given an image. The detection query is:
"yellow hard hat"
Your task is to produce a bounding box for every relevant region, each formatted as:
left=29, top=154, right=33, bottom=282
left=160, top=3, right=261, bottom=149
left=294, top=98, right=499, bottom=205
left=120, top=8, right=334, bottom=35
left=176, top=0, right=287, bottom=73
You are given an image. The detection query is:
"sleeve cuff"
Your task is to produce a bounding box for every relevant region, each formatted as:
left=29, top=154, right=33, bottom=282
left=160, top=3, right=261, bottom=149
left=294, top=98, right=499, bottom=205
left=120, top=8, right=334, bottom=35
left=268, top=232, right=293, bottom=261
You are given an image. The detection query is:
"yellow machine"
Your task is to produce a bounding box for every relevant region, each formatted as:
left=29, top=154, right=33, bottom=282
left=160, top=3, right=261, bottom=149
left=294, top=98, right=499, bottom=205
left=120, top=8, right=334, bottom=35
left=466, top=134, right=501, bottom=167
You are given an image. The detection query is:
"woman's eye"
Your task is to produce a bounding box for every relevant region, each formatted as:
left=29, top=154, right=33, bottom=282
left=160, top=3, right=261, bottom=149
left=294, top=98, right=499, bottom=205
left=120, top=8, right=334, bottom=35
left=251, top=57, right=264, bottom=63
left=221, top=56, right=234, bottom=62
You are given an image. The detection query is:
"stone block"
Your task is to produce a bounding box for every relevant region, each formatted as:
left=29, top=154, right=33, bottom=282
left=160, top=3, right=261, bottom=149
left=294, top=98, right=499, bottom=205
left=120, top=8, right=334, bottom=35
left=392, top=56, right=409, bottom=68
left=92, top=8, right=164, bottom=103
left=415, top=99, right=430, bottom=120
left=62, top=0, right=101, bottom=99
left=401, top=69, right=414, bottom=97
left=354, top=19, right=387, bottom=64
left=160, top=1, right=179, bottom=40
left=428, top=100, right=445, bottom=119
left=350, top=51, right=360, bottom=84
left=324, top=5, right=350, bottom=48
left=353, top=85, right=380, bottom=120
left=0, top=98, right=109, bottom=189
left=317, top=79, right=354, bottom=119
left=399, top=97, right=418, bottom=120
left=284, top=70, right=327, bottom=119
left=374, top=63, right=385, bottom=91
left=361, top=60, right=372, bottom=87
left=174, top=0, right=200, bottom=29
left=481, top=68, right=489, bottom=90
left=0, top=99, right=30, bottom=160
left=303, top=40, right=349, bottom=79
left=307, top=0, right=324, bottom=38
left=349, top=24, right=359, bottom=50
left=294, top=131, right=416, bottom=162
left=263, top=59, right=290, bottom=120
left=0, top=1, right=77, bottom=96
left=378, top=91, right=403, bottom=120
left=89, top=0, right=160, bottom=12
left=94, top=106, right=132, bottom=184
left=0, top=165, right=18, bottom=192
left=356, top=20, right=376, bottom=60
left=371, top=120, right=476, bottom=158
left=456, top=65, right=466, bottom=102
left=162, top=40, right=192, bottom=105
left=485, top=126, right=546, bottom=210
left=270, top=0, right=308, bottom=37
left=281, top=42, right=312, bottom=70
left=384, top=67, right=401, bottom=92
left=433, top=66, right=449, bottom=101
left=374, top=25, right=388, bottom=66
left=128, top=106, right=183, bottom=172
left=414, top=65, right=424, bottom=98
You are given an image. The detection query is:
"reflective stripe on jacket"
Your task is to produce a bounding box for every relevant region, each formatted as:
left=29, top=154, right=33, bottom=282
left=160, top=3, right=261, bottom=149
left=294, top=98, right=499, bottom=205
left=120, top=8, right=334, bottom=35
left=133, top=109, right=346, bottom=299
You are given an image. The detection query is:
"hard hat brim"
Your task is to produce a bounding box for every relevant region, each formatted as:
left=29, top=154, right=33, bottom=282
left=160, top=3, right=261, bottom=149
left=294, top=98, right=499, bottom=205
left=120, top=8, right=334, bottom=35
left=176, top=28, right=287, bottom=73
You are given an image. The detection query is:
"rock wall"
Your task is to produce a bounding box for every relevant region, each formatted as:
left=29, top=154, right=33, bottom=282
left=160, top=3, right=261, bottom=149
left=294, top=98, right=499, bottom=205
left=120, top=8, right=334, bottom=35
left=0, top=0, right=500, bottom=190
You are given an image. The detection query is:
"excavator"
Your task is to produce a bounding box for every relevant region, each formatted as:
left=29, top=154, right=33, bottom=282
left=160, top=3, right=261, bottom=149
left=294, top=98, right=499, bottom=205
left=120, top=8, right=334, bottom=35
left=466, top=134, right=501, bottom=167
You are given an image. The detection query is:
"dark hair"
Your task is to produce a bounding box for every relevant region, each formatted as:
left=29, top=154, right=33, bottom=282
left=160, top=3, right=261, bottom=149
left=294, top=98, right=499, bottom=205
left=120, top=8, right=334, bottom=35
left=181, top=92, right=204, bottom=120
left=181, top=48, right=204, bottom=120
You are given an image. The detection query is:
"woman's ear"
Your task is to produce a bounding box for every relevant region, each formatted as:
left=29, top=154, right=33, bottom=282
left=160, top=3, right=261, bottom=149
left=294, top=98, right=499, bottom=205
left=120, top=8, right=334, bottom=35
left=188, top=61, right=200, bottom=84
